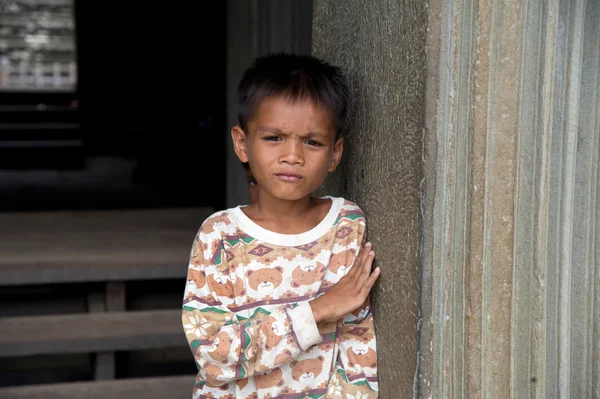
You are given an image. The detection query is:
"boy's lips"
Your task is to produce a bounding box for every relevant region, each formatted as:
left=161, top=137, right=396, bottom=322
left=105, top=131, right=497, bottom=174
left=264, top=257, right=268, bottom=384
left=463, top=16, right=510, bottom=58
left=274, top=172, right=303, bottom=182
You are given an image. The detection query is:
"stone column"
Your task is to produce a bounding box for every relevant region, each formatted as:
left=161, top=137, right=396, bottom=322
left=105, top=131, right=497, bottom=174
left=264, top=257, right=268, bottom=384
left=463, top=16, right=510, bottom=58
left=420, top=0, right=600, bottom=397
left=313, top=1, right=428, bottom=397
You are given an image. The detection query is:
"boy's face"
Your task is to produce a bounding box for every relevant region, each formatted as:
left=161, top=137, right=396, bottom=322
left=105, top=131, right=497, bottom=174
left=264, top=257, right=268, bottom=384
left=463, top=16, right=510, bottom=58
left=232, top=96, right=343, bottom=202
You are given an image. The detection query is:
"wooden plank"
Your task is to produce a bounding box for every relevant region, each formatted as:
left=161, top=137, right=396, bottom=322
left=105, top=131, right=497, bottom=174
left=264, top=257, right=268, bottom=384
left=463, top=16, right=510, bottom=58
left=0, top=207, right=213, bottom=286
left=0, top=309, right=188, bottom=357
left=0, top=207, right=211, bottom=235
left=0, top=375, right=196, bottom=399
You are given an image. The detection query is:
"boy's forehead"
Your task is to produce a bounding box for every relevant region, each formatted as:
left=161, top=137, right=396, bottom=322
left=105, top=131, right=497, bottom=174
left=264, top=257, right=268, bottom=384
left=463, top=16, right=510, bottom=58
left=248, top=96, right=337, bottom=138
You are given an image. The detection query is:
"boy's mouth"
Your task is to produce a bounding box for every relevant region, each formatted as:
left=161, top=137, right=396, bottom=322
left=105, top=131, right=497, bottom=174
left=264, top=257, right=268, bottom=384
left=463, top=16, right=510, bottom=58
left=274, top=173, right=303, bottom=182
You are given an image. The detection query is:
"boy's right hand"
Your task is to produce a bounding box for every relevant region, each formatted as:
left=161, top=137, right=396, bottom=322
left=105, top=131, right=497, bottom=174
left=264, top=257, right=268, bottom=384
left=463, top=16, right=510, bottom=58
left=310, top=243, right=380, bottom=324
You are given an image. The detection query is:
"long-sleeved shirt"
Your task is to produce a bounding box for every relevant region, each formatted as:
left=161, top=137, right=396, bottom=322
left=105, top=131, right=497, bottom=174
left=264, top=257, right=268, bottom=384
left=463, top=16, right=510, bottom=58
left=182, top=196, right=378, bottom=399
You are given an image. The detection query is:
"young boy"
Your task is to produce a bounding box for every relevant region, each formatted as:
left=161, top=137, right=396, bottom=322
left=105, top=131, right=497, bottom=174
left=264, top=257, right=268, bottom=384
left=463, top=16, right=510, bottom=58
left=182, top=53, right=380, bottom=399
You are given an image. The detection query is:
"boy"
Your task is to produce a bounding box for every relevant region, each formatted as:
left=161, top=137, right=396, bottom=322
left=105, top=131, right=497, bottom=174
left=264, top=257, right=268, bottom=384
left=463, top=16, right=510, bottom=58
left=182, top=53, right=380, bottom=399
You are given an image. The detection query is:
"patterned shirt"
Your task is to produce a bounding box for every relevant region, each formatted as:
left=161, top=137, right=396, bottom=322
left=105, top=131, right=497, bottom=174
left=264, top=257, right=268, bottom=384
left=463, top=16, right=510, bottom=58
left=182, top=196, right=378, bottom=399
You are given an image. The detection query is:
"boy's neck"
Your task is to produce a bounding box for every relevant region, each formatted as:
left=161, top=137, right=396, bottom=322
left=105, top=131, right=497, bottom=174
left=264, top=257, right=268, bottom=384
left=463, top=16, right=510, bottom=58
left=242, top=194, right=330, bottom=235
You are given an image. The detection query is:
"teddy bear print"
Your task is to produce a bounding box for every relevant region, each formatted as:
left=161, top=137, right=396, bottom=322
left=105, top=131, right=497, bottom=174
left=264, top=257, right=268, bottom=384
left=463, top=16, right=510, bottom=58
left=328, top=248, right=356, bottom=275
left=208, top=273, right=246, bottom=299
left=236, top=378, right=248, bottom=391
left=274, top=349, right=293, bottom=365
left=255, top=368, right=285, bottom=390
left=290, top=355, right=325, bottom=383
left=291, top=263, right=326, bottom=287
left=261, top=316, right=284, bottom=350
left=202, top=361, right=225, bottom=387
left=208, top=331, right=233, bottom=364
left=195, top=235, right=222, bottom=262
left=347, top=298, right=371, bottom=324
left=187, top=267, right=206, bottom=290
left=204, top=214, right=232, bottom=234
left=246, top=267, right=284, bottom=294
left=346, top=346, right=377, bottom=369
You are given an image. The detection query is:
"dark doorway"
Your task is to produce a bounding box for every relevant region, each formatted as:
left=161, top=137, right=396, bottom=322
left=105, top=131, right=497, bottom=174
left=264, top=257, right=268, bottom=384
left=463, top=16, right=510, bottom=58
left=0, top=1, right=227, bottom=212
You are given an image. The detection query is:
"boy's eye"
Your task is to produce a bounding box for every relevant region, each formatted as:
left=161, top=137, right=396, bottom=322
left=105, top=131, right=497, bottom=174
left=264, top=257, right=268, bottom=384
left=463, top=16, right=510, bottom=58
left=305, top=139, right=323, bottom=146
left=263, top=136, right=281, bottom=142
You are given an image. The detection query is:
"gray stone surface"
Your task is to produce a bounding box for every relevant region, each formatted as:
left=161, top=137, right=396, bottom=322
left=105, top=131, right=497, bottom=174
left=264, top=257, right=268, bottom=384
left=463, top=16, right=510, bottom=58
left=312, top=1, right=428, bottom=397
left=421, top=0, right=600, bottom=397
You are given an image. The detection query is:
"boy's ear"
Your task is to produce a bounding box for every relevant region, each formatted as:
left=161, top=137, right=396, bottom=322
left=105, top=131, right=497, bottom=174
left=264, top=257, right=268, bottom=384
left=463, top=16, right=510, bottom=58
left=231, top=125, right=249, bottom=163
left=328, top=137, right=344, bottom=172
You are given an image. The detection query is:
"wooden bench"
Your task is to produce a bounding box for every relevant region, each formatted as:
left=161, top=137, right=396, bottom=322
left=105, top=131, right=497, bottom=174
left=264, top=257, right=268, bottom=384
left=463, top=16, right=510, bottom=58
left=0, top=207, right=212, bottom=286
left=0, top=375, right=196, bottom=399
left=0, top=309, right=185, bottom=357
left=0, top=207, right=211, bottom=394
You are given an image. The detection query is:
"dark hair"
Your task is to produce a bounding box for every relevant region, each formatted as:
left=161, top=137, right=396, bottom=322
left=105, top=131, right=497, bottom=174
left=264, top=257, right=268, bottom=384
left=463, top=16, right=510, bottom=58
left=237, top=53, right=349, bottom=138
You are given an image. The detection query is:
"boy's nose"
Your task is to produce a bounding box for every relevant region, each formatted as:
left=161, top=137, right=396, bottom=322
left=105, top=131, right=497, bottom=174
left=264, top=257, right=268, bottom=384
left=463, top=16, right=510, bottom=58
left=279, top=141, right=304, bottom=165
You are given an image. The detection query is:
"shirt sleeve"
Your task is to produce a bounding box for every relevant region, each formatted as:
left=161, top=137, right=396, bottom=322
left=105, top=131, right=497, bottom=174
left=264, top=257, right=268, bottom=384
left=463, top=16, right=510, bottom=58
left=337, top=312, right=379, bottom=396
left=332, top=208, right=378, bottom=396
left=181, top=220, right=323, bottom=388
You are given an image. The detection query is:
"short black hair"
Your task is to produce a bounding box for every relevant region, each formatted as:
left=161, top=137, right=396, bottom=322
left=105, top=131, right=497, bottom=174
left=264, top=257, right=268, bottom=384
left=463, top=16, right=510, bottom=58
left=237, top=53, right=349, bottom=138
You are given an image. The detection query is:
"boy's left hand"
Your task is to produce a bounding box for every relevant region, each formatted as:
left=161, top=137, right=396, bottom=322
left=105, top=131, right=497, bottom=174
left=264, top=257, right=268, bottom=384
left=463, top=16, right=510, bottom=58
left=310, top=242, right=380, bottom=324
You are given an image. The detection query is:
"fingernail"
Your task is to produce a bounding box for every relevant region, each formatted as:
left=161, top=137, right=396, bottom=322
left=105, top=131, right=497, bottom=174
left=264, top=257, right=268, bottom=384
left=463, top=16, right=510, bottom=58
left=369, top=250, right=374, bottom=256
left=365, top=242, right=372, bottom=247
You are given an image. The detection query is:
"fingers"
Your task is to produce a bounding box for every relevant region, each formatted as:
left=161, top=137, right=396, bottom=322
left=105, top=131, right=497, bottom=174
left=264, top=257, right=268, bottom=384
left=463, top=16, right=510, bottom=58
left=356, top=248, right=375, bottom=286
left=347, top=242, right=372, bottom=278
left=360, top=266, right=381, bottom=293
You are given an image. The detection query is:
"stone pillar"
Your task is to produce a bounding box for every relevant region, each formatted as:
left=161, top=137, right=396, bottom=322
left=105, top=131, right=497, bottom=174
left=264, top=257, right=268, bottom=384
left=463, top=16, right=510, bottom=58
left=313, top=1, right=428, bottom=397
left=420, top=0, right=600, bottom=397
left=226, top=0, right=313, bottom=207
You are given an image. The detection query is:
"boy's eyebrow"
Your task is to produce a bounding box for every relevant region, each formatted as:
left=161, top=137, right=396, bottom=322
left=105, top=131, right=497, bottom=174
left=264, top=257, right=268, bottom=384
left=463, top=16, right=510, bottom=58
left=255, top=126, right=329, bottom=138
left=255, top=126, right=288, bottom=134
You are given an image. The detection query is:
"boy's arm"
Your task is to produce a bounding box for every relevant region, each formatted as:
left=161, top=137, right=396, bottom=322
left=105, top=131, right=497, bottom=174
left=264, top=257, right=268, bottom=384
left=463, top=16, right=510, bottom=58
left=182, top=227, right=322, bottom=388
left=338, top=311, right=378, bottom=395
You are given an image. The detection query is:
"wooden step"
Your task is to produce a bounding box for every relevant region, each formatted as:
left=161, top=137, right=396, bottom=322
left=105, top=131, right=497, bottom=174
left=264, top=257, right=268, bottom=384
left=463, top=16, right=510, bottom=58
left=0, top=309, right=187, bottom=357
left=0, top=375, right=196, bottom=399
left=0, top=207, right=213, bottom=286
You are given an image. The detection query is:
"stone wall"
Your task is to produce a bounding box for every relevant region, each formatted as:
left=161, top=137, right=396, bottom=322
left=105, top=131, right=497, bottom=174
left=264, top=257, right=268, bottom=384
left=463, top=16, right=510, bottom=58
left=421, top=0, right=600, bottom=397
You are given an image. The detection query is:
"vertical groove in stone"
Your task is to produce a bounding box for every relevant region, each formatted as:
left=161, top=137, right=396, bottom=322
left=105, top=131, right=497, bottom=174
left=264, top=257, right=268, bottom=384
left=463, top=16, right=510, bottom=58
left=533, top=4, right=560, bottom=399
left=467, top=0, right=489, bottom=396
left=545, top=0, right=569, bottom=396
left=594, top=72, right=600, bottom=399
left=430, top=0, right=454, bottom=394
left=558, top=0, right=585, bottom=396
left=429, top=0, right=478, bottom=395
left=475, top=0, right=493, bottom=394
left=483, top=0, right=524, bottom=396
left=574, top=1, right=600, bottom=397
left=512, top=0, right=563, bottom=397
left=512, top=0, right=541, bottom=396
left=452, top=0, right=476, bottom=394
left=593, top=14, right=600, bottom=392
